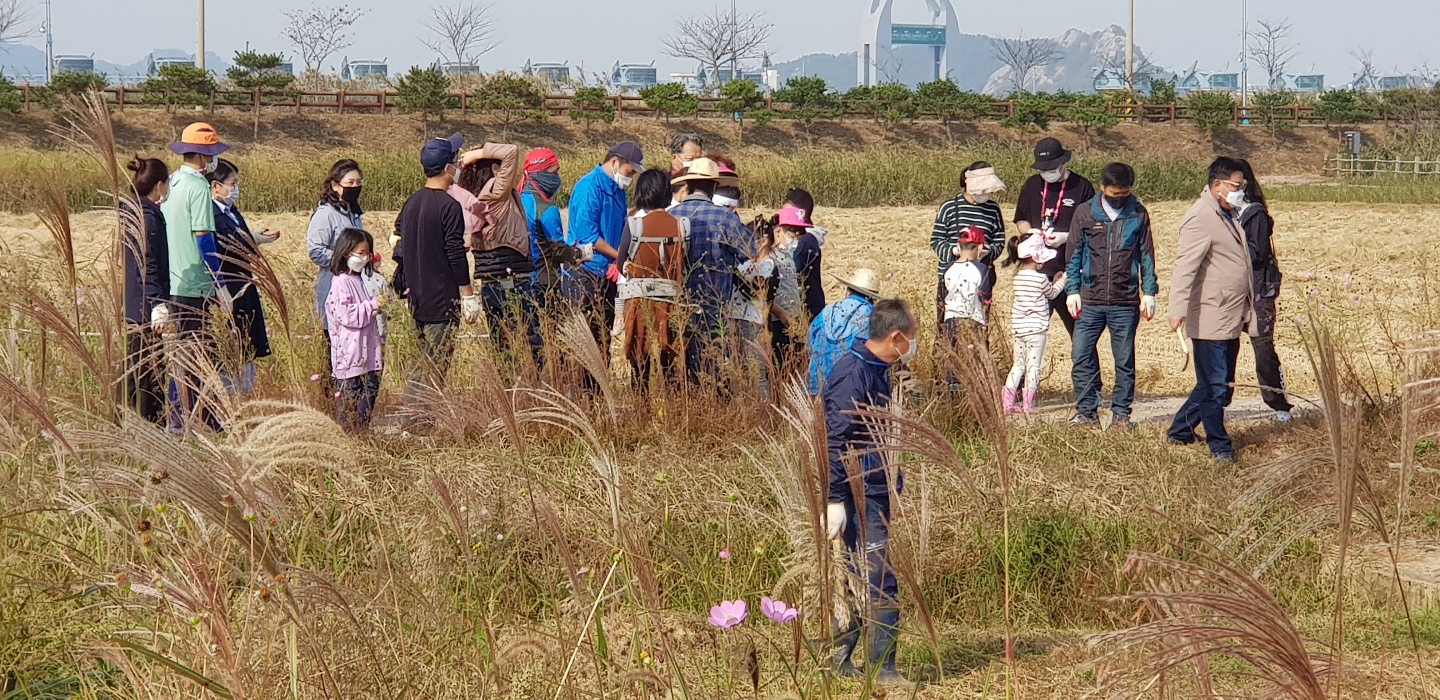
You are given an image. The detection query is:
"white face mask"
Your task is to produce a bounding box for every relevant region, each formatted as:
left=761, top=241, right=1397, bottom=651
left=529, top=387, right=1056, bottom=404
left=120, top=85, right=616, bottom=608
left=1225, top=189, right=1246, bottom=209
left=1040, top=168, right=1064, bottom=184
left=612, top=162, right=633, bottom=189
left=900, top=336, right=918, bottom=365
left=223, top=183, right=240, bottom=207
left=970, top=193, right=991, bottom=204
left=347, top=254, right=369, bottom=273
left=202, top=157, right=218, bottom=174
left=681, top=159, right=694, bottom=168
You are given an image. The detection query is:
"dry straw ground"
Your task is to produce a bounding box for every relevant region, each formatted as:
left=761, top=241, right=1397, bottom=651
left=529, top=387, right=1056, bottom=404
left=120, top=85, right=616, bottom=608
left=4, top=148, right=1440, bottom=695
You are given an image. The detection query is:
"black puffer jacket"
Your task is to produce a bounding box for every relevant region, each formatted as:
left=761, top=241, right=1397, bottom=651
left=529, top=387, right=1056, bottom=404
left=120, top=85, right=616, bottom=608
left=1238, top=201, right=1282, bottom=297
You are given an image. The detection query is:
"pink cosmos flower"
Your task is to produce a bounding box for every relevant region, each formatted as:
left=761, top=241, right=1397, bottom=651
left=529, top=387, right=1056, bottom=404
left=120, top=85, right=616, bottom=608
left=760, top=596, right=799, bottom=624
left=719, top=548, right=731, bottom=561
left=310, top=374, right=321, bottom=382
left=707, top=600, right=748, bottom=629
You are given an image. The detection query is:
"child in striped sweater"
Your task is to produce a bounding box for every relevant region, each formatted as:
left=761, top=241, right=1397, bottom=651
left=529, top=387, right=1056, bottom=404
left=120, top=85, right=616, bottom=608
left=1002, top=234, right=1067, bottom=415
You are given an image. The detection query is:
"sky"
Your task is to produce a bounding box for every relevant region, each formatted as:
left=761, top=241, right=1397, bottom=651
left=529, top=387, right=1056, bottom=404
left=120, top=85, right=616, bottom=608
left=12, top=0, right=1440, bottom=84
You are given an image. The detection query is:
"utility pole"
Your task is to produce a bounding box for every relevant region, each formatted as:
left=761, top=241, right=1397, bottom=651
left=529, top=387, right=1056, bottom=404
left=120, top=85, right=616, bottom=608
left=1239, top=0, right=1248, bottom=108
left=1125, top=0, right=1135, bottom=92
left=730, top=0, right=737, bottom=82
left=44, top=0, right=53, bottom=82
left=197, top=0, right=206, bottom=70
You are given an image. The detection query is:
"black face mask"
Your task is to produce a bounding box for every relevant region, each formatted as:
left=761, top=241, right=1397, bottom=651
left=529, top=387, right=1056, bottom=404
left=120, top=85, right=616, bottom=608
left=341, top=185, right=362, bottom=205
left=1104, top=195, right=1129, bottom=211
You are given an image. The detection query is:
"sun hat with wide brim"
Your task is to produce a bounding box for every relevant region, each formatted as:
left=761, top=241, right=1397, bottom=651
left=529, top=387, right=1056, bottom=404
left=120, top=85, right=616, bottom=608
left=670, top=157, right=721, bottom=185
left=964, top=166, right=1007, bottom=196
left=832, top=268, right=883, bottom=299
left=168, top=122, right=230, bottom=156
left=717, top=162, right=740, bottom=187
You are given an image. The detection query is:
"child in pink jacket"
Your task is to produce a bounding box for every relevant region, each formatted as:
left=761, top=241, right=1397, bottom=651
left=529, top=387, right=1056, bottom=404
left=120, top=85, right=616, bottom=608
left=326, top=228, right=388, bottom=432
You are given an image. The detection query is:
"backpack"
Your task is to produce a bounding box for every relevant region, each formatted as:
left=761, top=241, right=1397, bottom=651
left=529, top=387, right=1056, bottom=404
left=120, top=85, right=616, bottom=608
left=617, top=214, right=691, bottom=303
left=807, top=296, right=874, bottom=395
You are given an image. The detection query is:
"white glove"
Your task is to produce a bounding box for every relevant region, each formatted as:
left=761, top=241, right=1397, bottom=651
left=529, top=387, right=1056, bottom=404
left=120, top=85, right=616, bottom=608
left=461, top=293, right=482, bottom=324
left=1140, top=295, right=1157, bottom=321
left=1066, top=294, right=1083, bottom=319
left=149, top=303, right=171, bottom=334
left=824, top=502, right=847, bottom=541
left=576, top=243, right=596, bottom=263
left=250, top=229, right=280, bottom=245
left=1044, top=229, right=1069, bottom=248
left=951, top=244, right=963, bottom=257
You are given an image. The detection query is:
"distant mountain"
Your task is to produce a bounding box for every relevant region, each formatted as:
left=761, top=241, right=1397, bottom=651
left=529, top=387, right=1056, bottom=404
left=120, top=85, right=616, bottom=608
left=770, top=25, right=1154, bottom=96
left=0, top=42, right=231, bottom=84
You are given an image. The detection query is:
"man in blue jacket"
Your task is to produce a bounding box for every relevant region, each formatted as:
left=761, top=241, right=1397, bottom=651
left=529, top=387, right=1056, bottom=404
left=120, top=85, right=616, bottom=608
left=823, top=298, right=917, bottom=686
left=564, top=141, right=644, bottom=350
left=1064, top=162, right=1158, bottom=431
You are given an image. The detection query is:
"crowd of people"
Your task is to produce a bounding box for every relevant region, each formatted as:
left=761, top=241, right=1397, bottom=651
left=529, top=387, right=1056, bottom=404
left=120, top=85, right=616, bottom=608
left=120, top=123, right=1295, bottom=686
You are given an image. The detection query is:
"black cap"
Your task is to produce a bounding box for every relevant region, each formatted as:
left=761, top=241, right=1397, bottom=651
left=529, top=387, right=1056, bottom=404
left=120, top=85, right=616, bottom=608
left=604, top=141, right=646, bottom=172
left=1032, top=137, right=1072, bottom=171
left=420, top=132, right=464, bottom=176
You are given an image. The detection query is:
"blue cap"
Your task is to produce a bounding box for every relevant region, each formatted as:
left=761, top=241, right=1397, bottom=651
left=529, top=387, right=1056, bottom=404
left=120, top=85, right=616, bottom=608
left=420, top=132, right=464, bottom=176
left=605, top=141, right=646, bottom=172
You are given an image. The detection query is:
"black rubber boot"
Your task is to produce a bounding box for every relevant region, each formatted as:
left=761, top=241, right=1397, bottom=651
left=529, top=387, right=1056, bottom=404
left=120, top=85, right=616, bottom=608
left=831, top=620, right=863, bottom=678
left=867, top=608, right=914, bottom=687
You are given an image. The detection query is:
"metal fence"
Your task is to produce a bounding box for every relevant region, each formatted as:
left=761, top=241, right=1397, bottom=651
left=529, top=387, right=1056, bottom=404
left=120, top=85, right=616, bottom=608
left=6, top=85, right=1418, bottom=126
left=1324, top=155, right=1440, bottom=176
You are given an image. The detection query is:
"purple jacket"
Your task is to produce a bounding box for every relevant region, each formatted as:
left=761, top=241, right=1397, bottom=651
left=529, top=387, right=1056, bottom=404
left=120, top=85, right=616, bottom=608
left=325, top=272, right=383, bottom=380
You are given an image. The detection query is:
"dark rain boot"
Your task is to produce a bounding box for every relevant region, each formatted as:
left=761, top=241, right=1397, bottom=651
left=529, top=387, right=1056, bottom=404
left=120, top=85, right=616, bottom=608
left=867, top=608, right=915, bottom=687
left=831, top=619, right=863, bottom=678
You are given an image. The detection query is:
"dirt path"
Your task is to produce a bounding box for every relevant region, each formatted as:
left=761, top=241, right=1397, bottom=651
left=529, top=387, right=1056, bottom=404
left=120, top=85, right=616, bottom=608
left=1030, top=392, right=1294, bottom=427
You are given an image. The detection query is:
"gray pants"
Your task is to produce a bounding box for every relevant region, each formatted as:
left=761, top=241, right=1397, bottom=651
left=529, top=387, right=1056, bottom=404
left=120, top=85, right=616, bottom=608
left=406, top=321, right=456, bottom=406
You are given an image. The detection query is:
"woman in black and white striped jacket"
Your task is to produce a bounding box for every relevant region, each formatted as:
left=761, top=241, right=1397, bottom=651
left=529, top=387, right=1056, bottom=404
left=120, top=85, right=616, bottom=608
left=929, top=162, right=1007, bottom=324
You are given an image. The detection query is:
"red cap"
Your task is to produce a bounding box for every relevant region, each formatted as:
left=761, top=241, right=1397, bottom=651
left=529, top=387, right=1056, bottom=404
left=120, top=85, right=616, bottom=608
left=523, top=148, right=559, bottom=173
left=956, top=225, right=987, bottom=246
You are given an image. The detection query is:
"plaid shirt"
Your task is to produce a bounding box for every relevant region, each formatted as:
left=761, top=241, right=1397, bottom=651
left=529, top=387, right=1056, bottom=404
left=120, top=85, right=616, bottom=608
left=672, top=194, right=755, bottom=328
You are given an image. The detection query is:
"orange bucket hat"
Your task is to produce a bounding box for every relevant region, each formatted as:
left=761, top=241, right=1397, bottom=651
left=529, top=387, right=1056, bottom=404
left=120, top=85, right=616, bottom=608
left=168, top=122, right=230, bottom=156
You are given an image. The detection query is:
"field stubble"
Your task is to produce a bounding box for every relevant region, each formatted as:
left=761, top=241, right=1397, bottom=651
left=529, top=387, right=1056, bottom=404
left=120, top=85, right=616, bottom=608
left=2, top=196, right=1440, bottom=698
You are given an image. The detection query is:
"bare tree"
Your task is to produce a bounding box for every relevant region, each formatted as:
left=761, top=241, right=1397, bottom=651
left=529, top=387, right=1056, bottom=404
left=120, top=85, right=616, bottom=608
left=0, top=0, right=36, bottom=44
left=989, top=35, right=1061, bottom=94
left=1100, top=46, right=1162, bottom=85
left=422, top=2, right=497, bottom=69
left=661, top=9, right=771, bottom=92
left=1349, top=46, right=1378, bottom=90
left=1249, top=18, right=1298, bottom=88
left=283, top=5, right=367, bottom=73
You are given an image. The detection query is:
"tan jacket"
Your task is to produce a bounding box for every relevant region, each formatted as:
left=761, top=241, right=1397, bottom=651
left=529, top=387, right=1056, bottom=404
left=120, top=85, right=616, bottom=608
left=472, top=143, right=530, bottom=255
left=1168, top=190, right=1258, bottom=340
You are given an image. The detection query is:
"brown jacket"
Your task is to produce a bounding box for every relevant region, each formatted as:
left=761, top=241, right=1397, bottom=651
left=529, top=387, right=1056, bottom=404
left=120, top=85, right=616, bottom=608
left=472, top=142, right=529, bottom=255
left=1168, top=190, right=1258, bottom=341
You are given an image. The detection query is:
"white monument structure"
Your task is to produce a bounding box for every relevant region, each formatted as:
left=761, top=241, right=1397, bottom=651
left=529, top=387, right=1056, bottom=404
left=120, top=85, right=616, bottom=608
left=858, top=0, right=961, bottom=87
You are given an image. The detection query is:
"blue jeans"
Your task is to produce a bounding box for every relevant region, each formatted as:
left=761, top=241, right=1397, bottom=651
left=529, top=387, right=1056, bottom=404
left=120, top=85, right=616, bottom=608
left=480, top=276, right=543, bottom=369
left=1071, top=304, right=1139, bottom=420
left=1169, top=338, right=1240, bottom=456
left=841, top=496, right=899, bottom=606
left=336, top=371, right=381, bottom=432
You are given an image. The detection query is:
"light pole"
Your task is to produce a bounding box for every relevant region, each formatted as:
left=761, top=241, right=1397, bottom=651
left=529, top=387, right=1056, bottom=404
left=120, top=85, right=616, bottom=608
left=44, top=0, right=53, bottom=82
left=1239, top=0, right=1248, bottom=108
left=730, top=0, right=737, bottom=82
left=197, top=0, right=206, bottom=70
left=1125, top=0, right=1134, bottom=92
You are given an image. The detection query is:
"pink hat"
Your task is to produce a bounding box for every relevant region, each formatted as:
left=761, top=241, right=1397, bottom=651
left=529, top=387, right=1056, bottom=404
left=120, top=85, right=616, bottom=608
left=776, top=206, right=809, bottom=228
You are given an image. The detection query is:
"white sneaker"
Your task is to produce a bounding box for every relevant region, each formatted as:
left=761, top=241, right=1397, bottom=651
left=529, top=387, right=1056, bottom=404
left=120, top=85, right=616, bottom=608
left=1274, top=410, right=1293, bottom=424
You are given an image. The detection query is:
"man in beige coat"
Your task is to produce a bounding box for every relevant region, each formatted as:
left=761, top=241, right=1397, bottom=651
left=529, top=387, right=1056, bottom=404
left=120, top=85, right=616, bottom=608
left=1166, top=157, right=1259, bottom=463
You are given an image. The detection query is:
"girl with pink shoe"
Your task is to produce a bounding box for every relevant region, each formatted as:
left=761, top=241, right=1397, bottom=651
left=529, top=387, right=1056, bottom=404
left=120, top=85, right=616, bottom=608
left=1002, top=233, right=1066, bottom=414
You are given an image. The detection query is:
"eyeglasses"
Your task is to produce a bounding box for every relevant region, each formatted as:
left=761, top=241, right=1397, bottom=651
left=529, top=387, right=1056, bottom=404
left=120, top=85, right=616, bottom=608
left=1219, top=179, right=1247, bottom=190
left=339, top=179, right=365, bottom=187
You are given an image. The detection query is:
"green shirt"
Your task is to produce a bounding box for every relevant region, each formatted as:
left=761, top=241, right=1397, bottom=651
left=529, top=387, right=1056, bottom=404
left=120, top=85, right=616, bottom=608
left=161, top=165, right=217, bottom=298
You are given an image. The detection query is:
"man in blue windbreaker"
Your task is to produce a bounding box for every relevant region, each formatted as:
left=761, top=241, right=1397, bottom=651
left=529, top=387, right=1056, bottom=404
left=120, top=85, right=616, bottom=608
left=564, top=141, right=644, bottom=351
left=822, top=298, right=917, bottom=687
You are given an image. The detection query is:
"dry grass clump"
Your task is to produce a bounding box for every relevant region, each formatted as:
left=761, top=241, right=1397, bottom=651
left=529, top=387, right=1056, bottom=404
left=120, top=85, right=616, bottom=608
left=5, top=93, right=1440, bottom=699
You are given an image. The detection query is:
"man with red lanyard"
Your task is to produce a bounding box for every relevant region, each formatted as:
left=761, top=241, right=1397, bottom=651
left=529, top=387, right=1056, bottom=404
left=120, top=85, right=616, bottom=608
left=1012, top=137, right=1095, bottom=337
